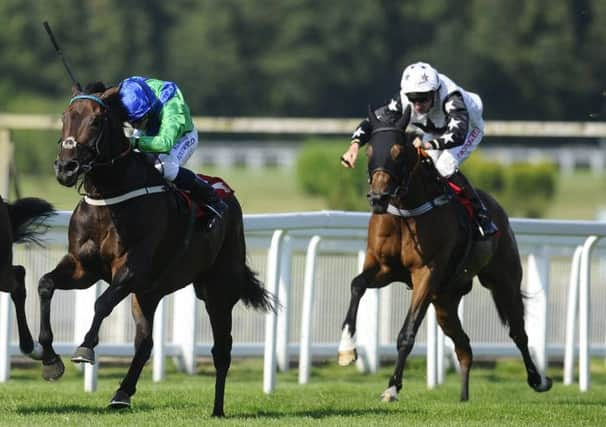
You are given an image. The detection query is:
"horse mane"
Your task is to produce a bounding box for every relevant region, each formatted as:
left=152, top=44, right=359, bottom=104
left=83, top=81, right=107, bottom=94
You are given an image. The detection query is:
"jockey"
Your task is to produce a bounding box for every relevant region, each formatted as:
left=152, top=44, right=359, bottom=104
left=341, top=62, right=498, bottom=237
left=118, top=76, right=227, bottom=229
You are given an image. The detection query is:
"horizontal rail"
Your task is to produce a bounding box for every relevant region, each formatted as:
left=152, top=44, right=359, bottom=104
left=1, top=113, right=606, bottom=138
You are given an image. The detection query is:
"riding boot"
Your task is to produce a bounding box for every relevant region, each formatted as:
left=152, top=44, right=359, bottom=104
left=449, top=171, right=498, bottom=238
left=174, top=167, right=228, bottom=229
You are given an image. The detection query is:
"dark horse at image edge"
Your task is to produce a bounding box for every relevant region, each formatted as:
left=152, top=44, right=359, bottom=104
left=337, top=107, right=552, bottom=401
left=38, top=82, right=275, bottom=417
left=0, top=196, right=54, bottom=359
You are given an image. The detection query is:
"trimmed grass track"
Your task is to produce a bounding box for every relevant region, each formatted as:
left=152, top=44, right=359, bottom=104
left=0, top=358, right=605, bottom=426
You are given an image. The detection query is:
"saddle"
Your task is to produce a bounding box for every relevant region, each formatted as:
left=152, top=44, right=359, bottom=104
left=176, top=174, right=234, bottom=224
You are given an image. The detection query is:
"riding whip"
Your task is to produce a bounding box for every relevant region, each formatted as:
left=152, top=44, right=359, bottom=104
left=43, top=21, right=81, bottom=90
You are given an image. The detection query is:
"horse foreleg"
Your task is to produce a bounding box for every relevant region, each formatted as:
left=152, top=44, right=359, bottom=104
left=434, top=293, right=472, bottom=401
left=72, top=284, right=131, bottom=365
left=9, top=265, right=41, bottom=358
left=109, top=293, right=160, bottom=409
left=338, top=273, right=367, bottom=366
left=38, top=255, right=97, bottom=381
left=382, top=269, right=432, bottom=402
left=205, top=294, right=237, bottom=417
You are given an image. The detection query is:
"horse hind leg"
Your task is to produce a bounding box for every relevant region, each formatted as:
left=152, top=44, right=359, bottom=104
left=434, top=292, right=472, bottom=401
left=478, top=270, right=552, bottom=393
left=203, top=283, right=238, bottom=417
left=9, top=265, right=42, bottom=358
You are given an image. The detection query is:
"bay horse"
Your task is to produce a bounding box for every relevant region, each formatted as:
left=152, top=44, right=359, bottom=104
left=0, top=197, right=54, bottom=359
left=337, top=107, right=552, bottom=401
left=37, top=82, right=275, bottom=417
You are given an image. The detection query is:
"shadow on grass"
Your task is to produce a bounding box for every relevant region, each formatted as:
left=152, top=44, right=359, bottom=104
left=230, top=406, right=422, bottom=420
left=16, top=403, right=153, bottom=415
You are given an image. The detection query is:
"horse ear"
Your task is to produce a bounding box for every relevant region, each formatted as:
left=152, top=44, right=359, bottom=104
left=367, top=104, right=381, bottom=128
left=71, top=83, right=82, bottom=96
left=396, top=104, right=411, bottom=130
left=100, top=85, right=120, bottom=101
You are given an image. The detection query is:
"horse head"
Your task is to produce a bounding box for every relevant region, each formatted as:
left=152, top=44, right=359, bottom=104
left=365, top=105, right=414, bottom=213
left=55, top=83, right=129, bottom=187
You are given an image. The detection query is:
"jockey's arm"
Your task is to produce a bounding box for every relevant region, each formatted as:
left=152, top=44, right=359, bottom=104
left=341, top=95, right=404, bottom=168
left=422, top=92, right=469, bottom=150
left=136, top=95, right=190, bottom=153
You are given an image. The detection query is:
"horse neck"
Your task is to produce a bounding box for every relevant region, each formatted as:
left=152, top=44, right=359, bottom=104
left=83, top=154, right=163, bottom=197
left=397, top=155, right=444, bottom=209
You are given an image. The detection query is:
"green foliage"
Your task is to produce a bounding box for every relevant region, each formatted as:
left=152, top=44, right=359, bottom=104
left=298, top=143, right=558, bottom=217
left=502, top=161, right=558, bottom=218
left=296, top=139, right=369, bottom=211
left=0, top=0, right=604, bottom=119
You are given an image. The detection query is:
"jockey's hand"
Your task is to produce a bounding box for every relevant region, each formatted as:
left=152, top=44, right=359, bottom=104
left=413, top=137, right=434, bottom=150
left=340, top=140, right=360, bottom=168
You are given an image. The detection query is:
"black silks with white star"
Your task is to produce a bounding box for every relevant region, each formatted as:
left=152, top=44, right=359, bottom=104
left=351, top=93, right=404, bottom=146
left=431, top=92, right=469, bottom=150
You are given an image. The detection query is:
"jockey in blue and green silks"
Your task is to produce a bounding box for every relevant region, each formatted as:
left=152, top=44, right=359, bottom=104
left=118, top=76, right=227, bottom=228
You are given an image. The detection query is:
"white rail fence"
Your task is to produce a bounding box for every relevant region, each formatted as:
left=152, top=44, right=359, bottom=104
left=1, top=211, right=605, bottom=394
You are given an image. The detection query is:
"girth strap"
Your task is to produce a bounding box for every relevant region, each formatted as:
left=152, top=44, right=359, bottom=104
left=84, top=185, right=167, bottom=206
left=387, top=194, right=449, bottom=218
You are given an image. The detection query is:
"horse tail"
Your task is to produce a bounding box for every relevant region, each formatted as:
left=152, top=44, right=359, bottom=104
left=7, top=198, right=55, bottom=245
left=239, top=264, right=278, bottom=313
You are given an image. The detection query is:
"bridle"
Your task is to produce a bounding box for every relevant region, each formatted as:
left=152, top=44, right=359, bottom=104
left=368, top=126, right=421, bottom=201
left=59, top=94, right=132, bottom=174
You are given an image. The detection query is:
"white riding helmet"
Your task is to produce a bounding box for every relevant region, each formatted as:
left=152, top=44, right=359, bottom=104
left=400, top=62, right=440, bottom=95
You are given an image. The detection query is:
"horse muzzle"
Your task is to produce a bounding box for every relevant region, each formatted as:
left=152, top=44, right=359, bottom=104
left=367, top=191, right=390, bottom=214
left=54, top=159, right=81, bottom=187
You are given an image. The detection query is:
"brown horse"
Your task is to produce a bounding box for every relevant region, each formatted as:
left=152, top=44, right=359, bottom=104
left=0, top=197, right=54, bottom=359
left=37, top=82, right=275, bottom=417
left=337, top=108, right=552, bottom=401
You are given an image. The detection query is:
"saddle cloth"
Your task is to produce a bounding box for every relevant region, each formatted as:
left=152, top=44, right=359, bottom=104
left=178, top=174, right=234, bottom=219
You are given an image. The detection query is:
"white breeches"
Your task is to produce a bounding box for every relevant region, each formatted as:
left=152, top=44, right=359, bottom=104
left=154, top=128, right=199, bottom=180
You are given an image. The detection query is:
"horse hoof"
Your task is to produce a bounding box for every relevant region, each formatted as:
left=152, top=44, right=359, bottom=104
left=42, top=357, right=65, bottom=381
left=109, top=390, right=131, bottom=409
left=72, top=346, right=95, bottom=364
left=337, top=349, right=358, bottom=366
left=530, top=375, right=553, bottom=392
left=380, top=385, right=398, bottom=402
left=26, top=343, right=44, bottom=361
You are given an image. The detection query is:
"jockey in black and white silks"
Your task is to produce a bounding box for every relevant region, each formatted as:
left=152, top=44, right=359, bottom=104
left=341, top=62, right=498, bottom=237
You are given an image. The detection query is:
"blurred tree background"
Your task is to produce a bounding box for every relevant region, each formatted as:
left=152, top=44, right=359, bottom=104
left=1, top=0, right=604, bottom=119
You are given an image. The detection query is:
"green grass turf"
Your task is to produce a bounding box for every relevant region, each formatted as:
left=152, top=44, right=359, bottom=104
left=0, top=357, right=605, bottom=426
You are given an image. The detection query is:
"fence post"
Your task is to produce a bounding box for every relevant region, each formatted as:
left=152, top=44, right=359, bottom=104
left=525, top=245, right=550, bottom=374
left=276, top=236, right=292, bottom=372
left=426, top=305, right=438, bottom=388
left=564, top=245, right=583, bottom=385
left=0, top=292, right=13, bottom=382
left=579, top=236, right=599, bottom=391
left=263, top=229, right=285, bottom=394
left=356, top=250, right=379, bottom=373
left=0, top=129, right=12, bottom=197
left=153, top=296, right=167, bottom=382
left=172, top=285, right=198, bottom=374
left=298, top=235, right=321, bottom=384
